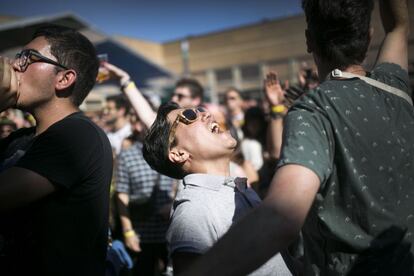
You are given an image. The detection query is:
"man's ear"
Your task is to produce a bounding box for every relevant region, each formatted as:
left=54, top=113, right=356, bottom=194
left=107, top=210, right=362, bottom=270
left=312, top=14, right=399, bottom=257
left=55, top=69, right=77, bottom=91
left=168, top=148, right=190, bottom=165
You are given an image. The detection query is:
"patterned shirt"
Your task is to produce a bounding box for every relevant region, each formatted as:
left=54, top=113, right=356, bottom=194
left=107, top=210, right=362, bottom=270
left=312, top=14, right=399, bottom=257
left=278, top=63, right=414, bottom=275
left=116, top=142, right=174, bottom=243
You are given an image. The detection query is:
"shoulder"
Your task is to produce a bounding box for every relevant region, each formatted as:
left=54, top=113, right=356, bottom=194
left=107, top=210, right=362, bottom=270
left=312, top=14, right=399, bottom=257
left=170, top=189, right=215, bottom=228
left=0, top=127, right=35, bottom=149
left=55, top=112, right=105, bottom=136
left=371, top=62, right=408, bottom=78
left=44, top=112, right=109, bottom=147
left=168, top=198, right=217, bottom=254
left=370, top=63, right=410, bottom=92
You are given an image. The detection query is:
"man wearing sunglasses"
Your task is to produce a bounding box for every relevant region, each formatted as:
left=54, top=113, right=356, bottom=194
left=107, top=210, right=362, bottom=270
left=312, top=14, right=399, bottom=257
left=142, top=102, right=292, bottom=275
left=0, top=25, right=112, bottom=275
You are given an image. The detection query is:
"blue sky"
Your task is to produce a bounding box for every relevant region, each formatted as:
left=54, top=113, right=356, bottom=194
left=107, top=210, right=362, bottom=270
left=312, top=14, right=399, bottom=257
left=2, top=0, right=303, bottom=42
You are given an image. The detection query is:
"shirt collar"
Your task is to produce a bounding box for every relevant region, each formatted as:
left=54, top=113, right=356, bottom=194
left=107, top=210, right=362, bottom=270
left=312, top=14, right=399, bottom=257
left=182, top=173, right=247, bottom=191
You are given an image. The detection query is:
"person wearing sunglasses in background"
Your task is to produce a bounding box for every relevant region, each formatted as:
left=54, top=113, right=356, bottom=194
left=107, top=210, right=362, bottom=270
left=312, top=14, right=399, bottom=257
left=141, top=102, right=292, bottom=275
left=99, top=62, right=204, bottom=129
left=0, top=25, right=112, bottom=275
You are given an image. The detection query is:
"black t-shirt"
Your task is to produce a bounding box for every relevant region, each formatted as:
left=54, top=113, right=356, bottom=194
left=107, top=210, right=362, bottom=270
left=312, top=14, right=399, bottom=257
left=0, top=112, right=113, bottom=276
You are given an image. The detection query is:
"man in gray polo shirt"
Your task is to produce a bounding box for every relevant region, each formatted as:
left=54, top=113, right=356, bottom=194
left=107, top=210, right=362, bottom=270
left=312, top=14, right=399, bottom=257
left=143, top=103, right=292, bottom=275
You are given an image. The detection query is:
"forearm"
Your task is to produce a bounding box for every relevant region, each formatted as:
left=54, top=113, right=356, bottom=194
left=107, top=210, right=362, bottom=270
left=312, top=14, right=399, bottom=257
left=268, top=117, right=284, bottom=159
left=123, top=83, right=157, bottom=128
left=117, top=193, right=133, bottom=231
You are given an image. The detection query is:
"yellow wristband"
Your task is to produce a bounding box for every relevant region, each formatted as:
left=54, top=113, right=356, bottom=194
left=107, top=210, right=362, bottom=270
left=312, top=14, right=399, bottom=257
left=125, top=81, right=136, bottom=90
left=271, top=104, right=286, bottom=114
left=121, top=80, right=136, bottom=90
left=123, top=230, right=136, bottom=238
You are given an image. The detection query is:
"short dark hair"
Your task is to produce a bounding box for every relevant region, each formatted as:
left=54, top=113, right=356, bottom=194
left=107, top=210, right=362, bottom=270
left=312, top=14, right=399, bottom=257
left=33, top=25, right=99, bottom=106
left=143, top=102, right=186, bottom=179
left=106, top=95, right=131, bottom=115
left=175, top=78, right=204, bottom=100
left=302, top=0, right=374, bottom=69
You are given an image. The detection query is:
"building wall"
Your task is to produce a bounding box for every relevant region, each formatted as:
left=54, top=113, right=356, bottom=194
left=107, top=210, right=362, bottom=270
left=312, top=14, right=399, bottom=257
left=122, top=1, right=414, bottom=102
left=115, top=35, right=165, bottom=66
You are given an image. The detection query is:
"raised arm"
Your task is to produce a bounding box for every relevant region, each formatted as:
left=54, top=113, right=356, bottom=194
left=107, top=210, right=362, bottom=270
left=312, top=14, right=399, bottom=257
left=376, top=0, right=410, bottom=70
left=102, top=62, right=157, bottom=128
left=264, top=72, right=287, bottom=160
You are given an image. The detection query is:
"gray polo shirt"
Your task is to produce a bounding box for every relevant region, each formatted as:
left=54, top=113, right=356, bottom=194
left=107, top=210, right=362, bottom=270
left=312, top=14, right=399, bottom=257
left=167, top=173, right=292, bottom=276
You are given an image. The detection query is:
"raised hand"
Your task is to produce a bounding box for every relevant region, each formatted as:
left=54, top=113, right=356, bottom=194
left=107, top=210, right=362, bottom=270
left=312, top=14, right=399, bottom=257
left=264, top=71, right=285, bottom=106
left=100, top=62, right=130, bottom=85
left=0, top=57, right=18, bottom=112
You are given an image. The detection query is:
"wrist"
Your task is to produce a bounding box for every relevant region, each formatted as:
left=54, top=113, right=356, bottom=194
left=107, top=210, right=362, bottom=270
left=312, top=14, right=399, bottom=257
left=270, top=104, right=287, bottom=119
left=123, top=229, right=136, bottom=238
left=120, top=77, right=131, bottom=88
left=121, top=80, right=136, bottom=90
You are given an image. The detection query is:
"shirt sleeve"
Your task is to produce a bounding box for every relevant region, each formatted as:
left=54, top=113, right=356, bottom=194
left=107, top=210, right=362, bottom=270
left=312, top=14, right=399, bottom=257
left=115, top=151, right=130, bottom=194
left=16, top=117, right=108, bottom=190
left=167, top=200, right=217, bottom=254
left=277, top=102, right=335, bottom=188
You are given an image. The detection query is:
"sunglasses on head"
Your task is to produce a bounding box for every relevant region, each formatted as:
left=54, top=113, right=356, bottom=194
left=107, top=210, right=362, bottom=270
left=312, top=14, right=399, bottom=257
left=168, top=106, right=206, bottom=148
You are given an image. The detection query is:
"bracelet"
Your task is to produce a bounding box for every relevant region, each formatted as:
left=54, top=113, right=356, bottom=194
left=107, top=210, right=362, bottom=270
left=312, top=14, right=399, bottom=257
left=271, top=104, right=286, bottom=114
left=270, top=104, right=287, bottom=119
left=121, top=79, right=135, bottom=90
left=123, top=230, right=136, bottom=238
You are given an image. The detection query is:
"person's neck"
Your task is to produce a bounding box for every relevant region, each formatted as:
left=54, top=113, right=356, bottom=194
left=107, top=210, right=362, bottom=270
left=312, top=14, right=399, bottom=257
left=113, top=117, right=129, bottom=132
left=190, top=157, right=231, bottom=177
left=32, top=101, right=78, bottom=136
left=317, top=60, right=365, bottom=82
left=230, top=108, right=243, bottom=117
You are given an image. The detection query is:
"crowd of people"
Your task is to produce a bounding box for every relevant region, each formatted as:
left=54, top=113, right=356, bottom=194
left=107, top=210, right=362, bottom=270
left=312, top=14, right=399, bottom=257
left=0, top=0, right=413, bottom=275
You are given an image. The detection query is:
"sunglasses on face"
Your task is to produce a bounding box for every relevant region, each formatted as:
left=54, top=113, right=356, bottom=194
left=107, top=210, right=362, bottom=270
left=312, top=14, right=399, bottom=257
left=15, top=49, right=68, bottom=72
left=168, top=106, right=206, bottom=148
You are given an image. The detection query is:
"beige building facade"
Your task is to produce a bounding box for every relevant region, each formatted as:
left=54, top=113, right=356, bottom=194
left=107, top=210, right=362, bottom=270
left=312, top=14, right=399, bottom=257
left=2, top=2, right=414, bottom=104
left=118, top=2, right=414, bottom=103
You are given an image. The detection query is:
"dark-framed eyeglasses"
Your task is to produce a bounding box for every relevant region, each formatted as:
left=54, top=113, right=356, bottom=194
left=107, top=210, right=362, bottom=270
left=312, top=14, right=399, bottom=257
left=168, top=106, right=206, bottom=148
left=15, top=49, right=69, bottom=72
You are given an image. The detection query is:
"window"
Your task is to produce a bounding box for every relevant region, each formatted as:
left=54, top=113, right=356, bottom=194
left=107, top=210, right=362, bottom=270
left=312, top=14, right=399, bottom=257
left=215, top=68, right=232, bottom=83
left=241, top=64, right=260, bottom=81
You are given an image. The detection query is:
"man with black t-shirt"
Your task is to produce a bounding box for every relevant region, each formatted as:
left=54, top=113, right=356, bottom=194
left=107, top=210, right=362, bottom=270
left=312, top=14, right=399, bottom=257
left=0, top=26, right=112, bottom=275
